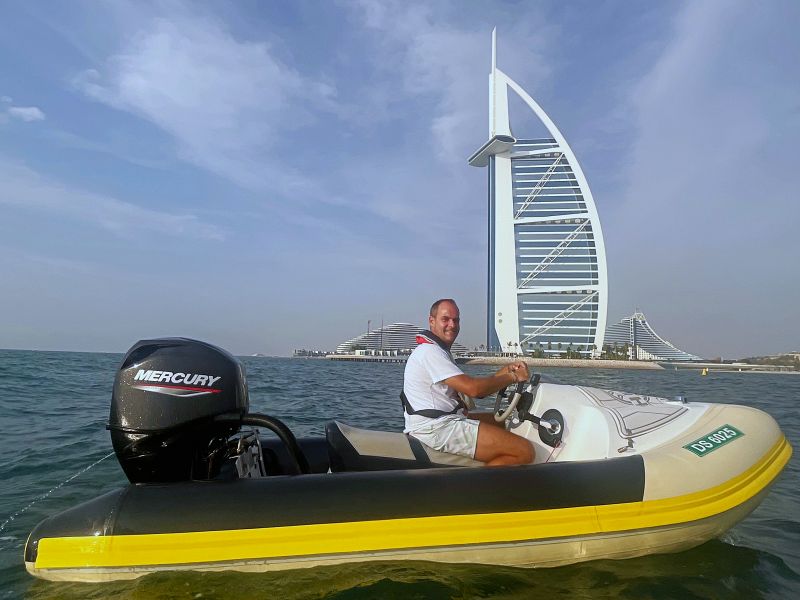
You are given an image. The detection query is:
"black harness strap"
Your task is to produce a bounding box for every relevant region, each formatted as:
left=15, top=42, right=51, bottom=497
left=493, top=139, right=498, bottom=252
left=400, top=390, right=462, bottom=419
left=405, top=434, right=433, bottom=464
left=417, top=329, right=451, bottom=354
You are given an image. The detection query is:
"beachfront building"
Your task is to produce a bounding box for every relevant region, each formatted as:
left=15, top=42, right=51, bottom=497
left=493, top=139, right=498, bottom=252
left=469, top=31, right=607, bottom=357
left=335, top=322, right=467, bottom=355
left=604, top=311, right=701, bottom=361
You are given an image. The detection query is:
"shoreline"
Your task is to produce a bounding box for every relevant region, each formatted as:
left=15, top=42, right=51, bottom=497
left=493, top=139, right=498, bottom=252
left=320, top=354, right=797, bottom=373
left=457, top=357, right=663, bottom=370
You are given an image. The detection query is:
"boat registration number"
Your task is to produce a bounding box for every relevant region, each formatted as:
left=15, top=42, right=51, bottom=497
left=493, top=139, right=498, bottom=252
left=683, top=425, right=744, bottom=457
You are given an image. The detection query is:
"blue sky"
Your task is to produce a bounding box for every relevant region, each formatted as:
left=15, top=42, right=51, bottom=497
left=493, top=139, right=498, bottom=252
left=0, top=0, right=797, bottom=358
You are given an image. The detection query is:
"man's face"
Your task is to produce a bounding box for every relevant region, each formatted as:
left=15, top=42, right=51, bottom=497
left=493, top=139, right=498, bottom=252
left=429, top=301, right=460, bottom=347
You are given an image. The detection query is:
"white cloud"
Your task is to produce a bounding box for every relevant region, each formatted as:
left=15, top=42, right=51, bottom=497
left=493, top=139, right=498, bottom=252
left=7, top=106, right=46, bottom=122
left=73, top=12, right=336, bottom=195
left=0, top=247, right=96, bottom=274
left=624, top=1, right=799, bottom=222
left=613, top=0, right=800, bottom=356
left=1, top=97, right=46, bottom=122
left=0, top=159, right=225, bottom=241
left=350, top=1, right=552, bottom=164
left=323, top=2, right=557, bottom=244
left=64, top=1, right=555, bottom=243
left=45, top=129, right=171, bottom=169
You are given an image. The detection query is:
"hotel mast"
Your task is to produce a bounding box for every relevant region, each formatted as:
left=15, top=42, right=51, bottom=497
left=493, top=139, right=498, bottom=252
left=469, top=30, right=608, bottom=356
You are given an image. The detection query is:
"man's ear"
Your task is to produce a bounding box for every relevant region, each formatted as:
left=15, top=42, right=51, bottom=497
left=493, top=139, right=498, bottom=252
left=428, top=314, right=435, bottom=328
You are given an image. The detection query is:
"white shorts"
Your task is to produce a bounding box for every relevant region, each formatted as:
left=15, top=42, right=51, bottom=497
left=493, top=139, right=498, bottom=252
left=407, top=415, right=480, bottom=459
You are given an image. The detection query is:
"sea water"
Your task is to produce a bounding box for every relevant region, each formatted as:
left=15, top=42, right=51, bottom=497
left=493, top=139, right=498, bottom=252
left=0, top=349, right=798, bottom=599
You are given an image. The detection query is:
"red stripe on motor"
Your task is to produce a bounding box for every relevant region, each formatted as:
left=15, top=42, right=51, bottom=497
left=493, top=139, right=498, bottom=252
left=133, top=384, right=222, bottom=393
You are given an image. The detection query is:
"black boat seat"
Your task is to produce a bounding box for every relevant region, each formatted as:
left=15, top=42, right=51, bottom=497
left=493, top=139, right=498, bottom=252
left=326, top=421, right=484, bottom=472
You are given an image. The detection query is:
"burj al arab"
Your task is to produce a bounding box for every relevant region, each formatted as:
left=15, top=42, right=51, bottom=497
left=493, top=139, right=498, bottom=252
left=469, top=30, right=608, bottom=357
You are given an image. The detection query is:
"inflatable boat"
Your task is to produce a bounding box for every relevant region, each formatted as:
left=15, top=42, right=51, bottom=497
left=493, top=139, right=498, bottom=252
left=25, top=339, right=791, bottom=582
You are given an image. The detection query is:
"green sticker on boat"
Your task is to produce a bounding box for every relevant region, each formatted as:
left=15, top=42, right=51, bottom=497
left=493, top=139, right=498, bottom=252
left=683, top=425, right=744, bottom=457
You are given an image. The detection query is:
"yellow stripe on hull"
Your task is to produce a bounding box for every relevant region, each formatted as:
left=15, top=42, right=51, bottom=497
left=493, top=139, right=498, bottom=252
left=31, top=436, right=791, bottom=574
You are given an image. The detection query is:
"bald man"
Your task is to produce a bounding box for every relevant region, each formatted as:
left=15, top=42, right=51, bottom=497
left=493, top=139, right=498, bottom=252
left=402, top=299, right=534, bottom=466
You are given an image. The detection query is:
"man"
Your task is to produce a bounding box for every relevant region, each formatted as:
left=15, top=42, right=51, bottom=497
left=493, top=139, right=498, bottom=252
left=403, top=299, right=534, bottom=466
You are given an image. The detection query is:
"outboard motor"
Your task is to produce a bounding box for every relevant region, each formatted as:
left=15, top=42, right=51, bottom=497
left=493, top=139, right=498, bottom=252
left=109, top=338, right=308, bottom=484
left=109, top=338, right=247, bottom=483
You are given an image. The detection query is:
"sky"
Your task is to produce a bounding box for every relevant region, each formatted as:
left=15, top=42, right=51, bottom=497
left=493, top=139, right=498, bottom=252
left=0, top=0, right=797, bottom=359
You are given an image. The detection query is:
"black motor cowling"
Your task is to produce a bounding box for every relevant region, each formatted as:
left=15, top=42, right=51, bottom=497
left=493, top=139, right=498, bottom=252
left=109, top=338, right=248, bottom=483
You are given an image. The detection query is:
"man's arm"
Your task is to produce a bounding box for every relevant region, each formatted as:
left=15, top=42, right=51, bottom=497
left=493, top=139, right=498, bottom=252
left=443, top=361, right=529, bottom=399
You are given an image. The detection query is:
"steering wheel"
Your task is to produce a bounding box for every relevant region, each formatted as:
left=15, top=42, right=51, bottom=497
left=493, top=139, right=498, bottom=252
left=493, top=379, right=526, bottom=422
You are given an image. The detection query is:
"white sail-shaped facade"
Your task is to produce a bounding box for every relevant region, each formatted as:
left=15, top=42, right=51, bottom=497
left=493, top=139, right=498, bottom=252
left=469, top=31, right=607, bottom=356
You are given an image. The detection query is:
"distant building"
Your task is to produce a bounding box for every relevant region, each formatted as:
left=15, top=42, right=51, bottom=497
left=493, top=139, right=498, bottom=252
left=604, top=311, right=701, bottom=361
left=469, top=31, right=607, bottom=357
left=292, top=349, right=328, bottom=357
left=335, top=323, right=468, bottom=355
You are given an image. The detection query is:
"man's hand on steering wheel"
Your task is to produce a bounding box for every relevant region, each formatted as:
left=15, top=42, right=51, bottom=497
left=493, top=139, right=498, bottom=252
left=493, top=361, right=531, bottom=422
left=506, top=361, right=530, bottom=384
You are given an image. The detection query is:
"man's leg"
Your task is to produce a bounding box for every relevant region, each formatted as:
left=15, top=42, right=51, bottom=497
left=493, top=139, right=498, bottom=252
left=474, top=421, right=534, bottom=466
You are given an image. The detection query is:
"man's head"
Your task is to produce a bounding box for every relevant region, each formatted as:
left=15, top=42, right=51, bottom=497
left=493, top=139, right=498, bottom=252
left=429, top=299, right=460, bottom=348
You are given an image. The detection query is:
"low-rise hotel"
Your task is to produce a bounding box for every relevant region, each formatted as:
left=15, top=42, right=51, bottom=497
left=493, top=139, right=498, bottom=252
left=604, top=311, right=700, bottom=361
left=335, top=322, right=467, bottom=355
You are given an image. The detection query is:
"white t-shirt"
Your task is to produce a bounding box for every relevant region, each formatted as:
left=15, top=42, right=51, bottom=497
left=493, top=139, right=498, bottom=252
left=403, top=342, right=465, bottom=432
